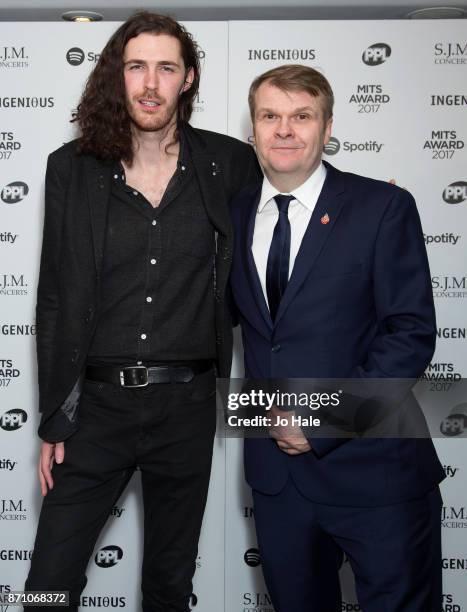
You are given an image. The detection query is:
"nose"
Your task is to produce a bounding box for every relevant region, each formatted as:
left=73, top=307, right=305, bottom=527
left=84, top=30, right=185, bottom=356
left=144, top=68, right=159, bottom=92
left=275, top=117, right=293, bottom=139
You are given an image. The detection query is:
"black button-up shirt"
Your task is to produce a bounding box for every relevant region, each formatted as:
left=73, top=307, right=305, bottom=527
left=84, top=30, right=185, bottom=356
left=88, top=133, right=216, bottom=365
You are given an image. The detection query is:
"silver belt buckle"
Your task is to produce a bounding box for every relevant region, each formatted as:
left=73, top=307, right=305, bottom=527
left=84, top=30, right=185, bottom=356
left=119, top=365, right=149, bottom=388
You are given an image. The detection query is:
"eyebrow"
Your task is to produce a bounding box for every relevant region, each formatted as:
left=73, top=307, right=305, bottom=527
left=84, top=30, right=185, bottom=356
left=257, top=106, right=317, bottom=114
left=123, top=59, right=181, bottom=67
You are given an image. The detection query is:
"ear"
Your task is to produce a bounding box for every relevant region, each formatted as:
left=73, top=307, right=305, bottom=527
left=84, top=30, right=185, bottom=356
left=182, top=66, right=195, bottom=93
left=323, top=117, right=333, bottom=145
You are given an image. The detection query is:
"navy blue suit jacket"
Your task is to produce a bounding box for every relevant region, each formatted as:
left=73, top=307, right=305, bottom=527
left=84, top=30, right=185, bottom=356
left=229, top=162, right=445, bottom=507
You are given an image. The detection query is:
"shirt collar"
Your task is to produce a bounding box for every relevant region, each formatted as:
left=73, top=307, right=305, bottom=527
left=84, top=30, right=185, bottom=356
left=258, top=162, right=327, bottom=213
left=113, top=125, right=189, bottom=180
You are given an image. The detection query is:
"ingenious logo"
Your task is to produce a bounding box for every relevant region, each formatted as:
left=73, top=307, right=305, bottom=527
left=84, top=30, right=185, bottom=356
left=437, top=327, right=465, bottom=339
left=362, top=43, right=391, bottom=66
left=431, top=95, right=467, bottom=106
left=1, top=323, right=36, bottom=336
left=248, top=48, right=316, bottom=61
left=80, top=595, right=126, bottom=608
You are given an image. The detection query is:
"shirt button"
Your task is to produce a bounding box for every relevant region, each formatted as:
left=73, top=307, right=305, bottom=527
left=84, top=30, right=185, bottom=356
left=271, top=344, right=281, bottom=353
left=140, top=333, right=147, bottom=340
left=146, top=297, right=152, bottom=303
left=113, top=174, right=118, bottom=179
left=150, top=258, right=157, bottom=265
left=152, top=220, right=157, bottom=226
left=132, top=190, right=138, bottom=196
left=181, top=165, right=186, bottom=171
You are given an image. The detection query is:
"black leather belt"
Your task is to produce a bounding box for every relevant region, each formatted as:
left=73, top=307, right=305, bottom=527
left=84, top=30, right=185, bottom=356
left=85, top=361, right=213, bottom=388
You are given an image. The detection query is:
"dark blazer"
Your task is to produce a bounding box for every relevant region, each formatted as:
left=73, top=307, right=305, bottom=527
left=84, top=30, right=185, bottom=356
left=36, top=123, right=259, bottom=439
left=229, top=161, right=445, bottom=506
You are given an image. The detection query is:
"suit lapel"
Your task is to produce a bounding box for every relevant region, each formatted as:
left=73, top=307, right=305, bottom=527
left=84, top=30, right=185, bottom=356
left=274, top=163, right=347, bottom=327
left=84, top=156, right=112, bottom=278
left=244, top=184, right=273, bottom=332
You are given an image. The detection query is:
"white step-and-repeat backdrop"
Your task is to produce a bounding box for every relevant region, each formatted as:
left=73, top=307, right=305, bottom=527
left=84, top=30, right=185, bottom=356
left=1, top=20, right=466, bottom=611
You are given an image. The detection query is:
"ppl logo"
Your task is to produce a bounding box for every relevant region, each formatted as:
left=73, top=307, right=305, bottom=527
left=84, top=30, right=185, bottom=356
left=1, top=182, right=29, bottom=204
left=66, top=47, right=85, bottom=66
left=440, top=404, right=467, bottom=437
left=362, top=43, right=391, bottom=66
left=324, top=137, right=340, bottom=155
left=443, top=182, right=467, bottom=204
left=0, top=409, right=27, bottom=431
left=94, top=545, right=123, bottom=568
left=244, top=547, right=261, bottom=567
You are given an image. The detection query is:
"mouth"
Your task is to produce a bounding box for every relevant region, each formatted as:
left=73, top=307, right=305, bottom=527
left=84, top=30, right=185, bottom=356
left=271, top=145, right=304, bottom=150
left=138, top=98, right=162, bottom=110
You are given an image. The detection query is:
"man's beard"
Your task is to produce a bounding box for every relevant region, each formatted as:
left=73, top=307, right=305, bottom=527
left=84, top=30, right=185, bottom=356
left=126, top=92, right=179, bottom=132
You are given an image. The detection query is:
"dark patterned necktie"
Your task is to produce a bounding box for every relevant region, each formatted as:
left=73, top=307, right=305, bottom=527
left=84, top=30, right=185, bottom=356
left=266, top=194, right=294, bottom=321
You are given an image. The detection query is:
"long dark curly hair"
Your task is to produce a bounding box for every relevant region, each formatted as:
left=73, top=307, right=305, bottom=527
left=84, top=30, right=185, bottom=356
left=73, top=12, right=201, bottom=162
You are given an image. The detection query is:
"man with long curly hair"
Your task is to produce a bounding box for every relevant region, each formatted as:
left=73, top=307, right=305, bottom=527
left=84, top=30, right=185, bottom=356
left=24, top=12, right=259, bottom=612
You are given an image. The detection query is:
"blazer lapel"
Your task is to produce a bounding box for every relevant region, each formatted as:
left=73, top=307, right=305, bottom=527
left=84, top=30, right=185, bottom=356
left=274, top=163, right=347, bottom=327
left=84, top=156, right=112, bottom=278
left=181, top=122, right=231, bottom=240
left=244, top=184, right=273, bottom=332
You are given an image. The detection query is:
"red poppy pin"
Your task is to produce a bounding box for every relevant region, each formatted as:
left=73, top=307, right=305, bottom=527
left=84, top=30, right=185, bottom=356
left=321, top=213, right=330, bottom=225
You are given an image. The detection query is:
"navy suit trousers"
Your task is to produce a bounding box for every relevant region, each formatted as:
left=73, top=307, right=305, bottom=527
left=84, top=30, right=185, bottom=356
left=252, top=477, right=442, bottom=612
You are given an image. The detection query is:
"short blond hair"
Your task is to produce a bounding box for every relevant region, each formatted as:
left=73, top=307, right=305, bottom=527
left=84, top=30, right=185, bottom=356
left=248, top=64, right=334, bottom=122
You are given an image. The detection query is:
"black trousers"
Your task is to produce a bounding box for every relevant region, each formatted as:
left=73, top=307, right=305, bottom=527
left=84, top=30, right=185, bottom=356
left=25, top=369, right=217, bottom=612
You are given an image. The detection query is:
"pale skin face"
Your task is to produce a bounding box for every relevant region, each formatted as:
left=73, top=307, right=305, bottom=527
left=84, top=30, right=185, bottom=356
left=123, top=32, right=194, bottom=134
left=252, top=81, right=333, bottom=193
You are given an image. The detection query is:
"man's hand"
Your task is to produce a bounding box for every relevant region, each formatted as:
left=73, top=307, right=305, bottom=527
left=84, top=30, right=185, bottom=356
left=38, top=441, right=65, bottom=496
left=268, top=406, right=311, bottom=455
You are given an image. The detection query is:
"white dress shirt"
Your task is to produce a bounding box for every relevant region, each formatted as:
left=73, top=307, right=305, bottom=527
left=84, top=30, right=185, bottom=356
left=252, top=163, right=327, bottom=307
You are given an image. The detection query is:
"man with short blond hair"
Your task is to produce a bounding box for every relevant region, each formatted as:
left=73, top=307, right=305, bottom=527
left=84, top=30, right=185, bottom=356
left=230, top=64, right=444, bottom=612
